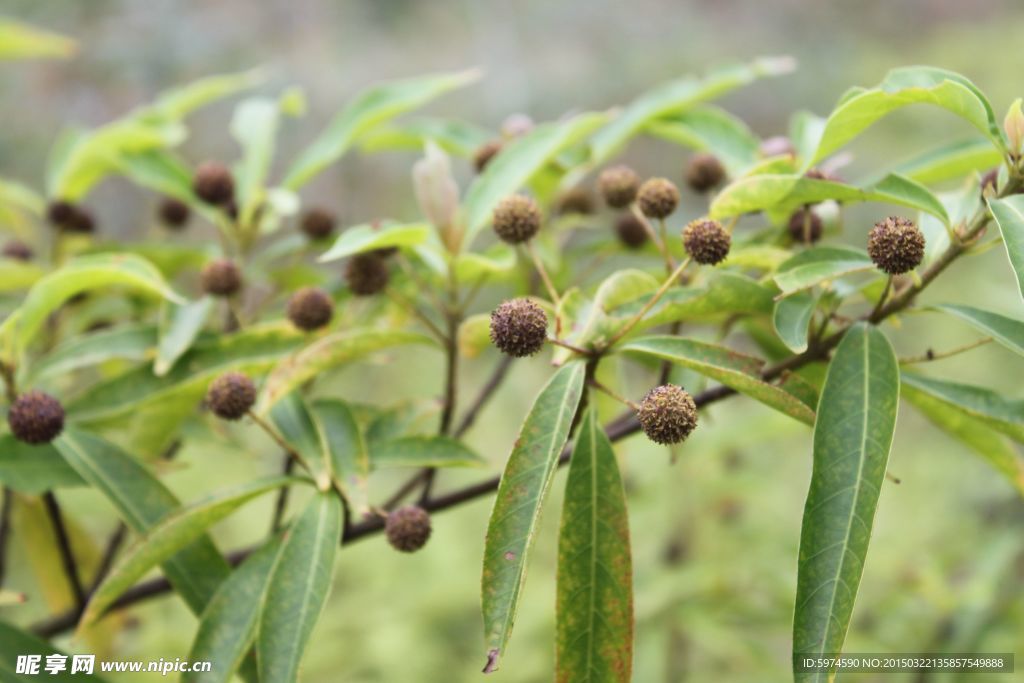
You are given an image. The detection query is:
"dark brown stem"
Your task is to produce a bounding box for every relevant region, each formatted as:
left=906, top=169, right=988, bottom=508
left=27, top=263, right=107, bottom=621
left=89, top=523, right=127, bottom=593
left=270, top=455, right=295, bottom=534
left=0, top=488, right=12, bottom=587
left=42, top=492, right=86, bottom=610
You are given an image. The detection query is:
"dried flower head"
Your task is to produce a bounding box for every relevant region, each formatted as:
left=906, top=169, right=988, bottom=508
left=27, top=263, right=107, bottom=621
left=158, top=198, right=190, bottom=229
left=682, top=219, right=731, bottom=265
left=206, top=372, right=256, bottom=421
left=300, top=208, right=337, bottom=241
left=287, top=287, right=334, bottom=331
left=556, top=187, right=595, bottom=216
left=201, top=259, right=242, bottom=297
left=385, top=505, right=432, bottom=552
left=636, top=384, right=698, bottom=445
left=637, top=177, right=680, bottom=219
left=489, top=298, right=548, bottom=357
left=193, top=161, right=234, bottom=205
left=867, top=216, right=925, bottom=275
left=7, top=391, right=64, bottom=445
left=685, top=153, right=726, bottom=193
left=615, top=214, right=648, bottom=249
left=597, top=165, right=640, bottom=209
left=787, top=209, right=823, bottom=244
left=492, top=194, right=542, bottom=244
left=345, top=253, right=390, bottom=296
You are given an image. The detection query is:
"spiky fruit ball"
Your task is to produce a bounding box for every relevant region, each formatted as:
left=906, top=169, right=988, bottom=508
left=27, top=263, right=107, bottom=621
left=7, top=391, right=64, bottom=445
left=615, top=214, right=648, bottom=249
left=867, top=216, right=926, bottom=275
left=787, top=209, right=823, bottom=244
left=682, top=219, right=731, bottom=265
left=636, top=384, right=698, bottom=445
left=492, top=194, right=542, bottom=244
left=685, top=153, right=726, bottom=193
left=287, top=287, right=334, bottom=331
left=597, top=165, right=640, bottom=208
left=193, top=161, right=234, bottom=205
left=201, top=259, right=242, bottom=297
left=637, top=178, right=680, bottom=219
left=345, top=253, right=390, bottom=296
left=158, top=198, right=190, bottom=229
left=206, top=372, right=256, bottom=421
left=556, top=187, right=594, bottom=215
left=300, top=208, right=336, bottom=241
left=473, top=139, right=503, bottom=173
left=489, top=298, right=548, bottom=358
left=385, top=505, right=432, bottom=552
left=46, top=200, right=76, bottom=227
left=2, top=240, right=32, bottom=261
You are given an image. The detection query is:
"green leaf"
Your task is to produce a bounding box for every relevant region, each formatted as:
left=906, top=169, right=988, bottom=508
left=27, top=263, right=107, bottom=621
left=0, top=259, right=45, bottom=292
left=259, top=329, right=434, bottom=410
left=0, top=19, right=75, bottom=60
left=793, top=323, right=899, bottom=681
left=481, top=361, right=586, bottom=672
left=144, top=69, right=265, bottom=122
left=358, top=117, right=491, bottom=157
left=645, top=105, right=760, bottom=176
left=621, top=336, right=815, bottom=425
left=452, top=243, right=518, bottom=281
left=230, top=97, right=285, bottom=220
left=269, top=393, right=332, bottom=490
left=310, top=399, right=370, bottom=514
left=185, top=537, right=283, bottom=683
left=318, top=222, right=432, bottom=262
left=0, top=621, right=107, bottom=682
left=81, top=476, right=295, bottom=627
left=987, top=194, right=1024, bottom=301
left=774, top=246, right=874, bottom=296
left=773, top=290, right=817, bottom=353
left=902, top=378, right=1024, bottom=495
left=555, top=407, right=633, bottom=683
left=901, top=373, right=1024, bottom=443
left=0, top=435, right=85, bottom=494
left=1, top=253, right=184, bottom=360
left=155, top=298, right=212, bottom=376
left=283, top=69, right=480, bottom=189
left=54, top=428, right=231, bottom=615
left=931, top=304, right=1024, bottom=358
left=370, top=436, right=483, bottom=468
left=257, top=492, right=342, bottom=683
left=588, top=57, right=794, bottom=165
left=462, top=112, right=609, bottom=245
left=889, top=138, right=1003, bottom=186
left=805, top=66, right=1005, bottom=166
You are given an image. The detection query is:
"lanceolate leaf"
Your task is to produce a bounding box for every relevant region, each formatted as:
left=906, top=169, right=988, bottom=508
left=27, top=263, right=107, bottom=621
left=0, top=18, right=75, bottom=61
left=481, top=361, right=586, bottom=673
left=310, top=399, right=370, bottom=514
left=644, top=105, right=760, bottom=175
left=318, top=222, right=432, bottom=263
left=0, top=621, right=107, bottom=682
left=774, top=246, right=874, bottom=296
left=621, top=336, right=815, bottom=425
left=793, top=323, right=899, bottom=681
left=283, top=69, right=480, bottom=189
left=889, top=138, right=1003, bottom=186
left=269, top=392, right=331, bottom=490
left=155, top=297, right=212, bottom=376
left=902, top=379, right=1024, bottom=494
left=773, top=290, right=817, bottom=354
left=462, top=113, right=609, bottom=245
left=30, top=324, right=157, bottom=381
left=81, top=476, right=296, bottom=627
left=185, top=537, right=284, bottom=683
left=0, top=435, right=85, bottom=494
left=901, top=373, right=1024, bottom=443
left=257, top=492, right=343, bottom=683
left=54, top=428, right=231, bottom=615
left=986, top=194, right=1024, bottom=301
left=931, top=304, right=1024, bottom=358
left=555, top=408, right=633, bottom=683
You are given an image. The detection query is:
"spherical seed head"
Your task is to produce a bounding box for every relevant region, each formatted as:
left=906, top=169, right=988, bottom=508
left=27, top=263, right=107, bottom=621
left=473, top=139, right=503, bottom=173
left=556, top=187, right=594, bottom=216
left=489, top=298, right=548, bottom=357
left=300, top=208, right=336, bottom=241
left=685, top=153, right=726, bottom=193
left=492, top=194, right=542, bottom=244
left=2, top=240, right=32, bottom=261
left=637, top=177, right=680, bottom=219
left=636, top=384, right=698, bottom=445
left=193, top=161, right=235, bottom=205
left=201, top=259, right=242, bottom=297
left=597, top=165, right=640, bottom=208
left=65, top=207, right=95, bottom=234
left=7, top=391, right=64, bottom=445
left=683, top=219, right=731, bottom=265
left=385, top=505, right=432, bottom=552
left=206, top=372, right=256, bottom=421
left=615, top=213, right=648, bottom=249
left=344, top=253, right=390, bottom=296
left=287, top=287, right=334, bottom=331
left=158, top=198, right=190, bottom=229
left=47, top=200, right=76, bottom=227
left=867, top=216, right=926, bottom=275
left=787, top=209, right=823, bottom=244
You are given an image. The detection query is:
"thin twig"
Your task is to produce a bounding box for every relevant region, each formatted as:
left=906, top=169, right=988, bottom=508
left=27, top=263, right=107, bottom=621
left=603, top=257, right=691, bottom=349
left=869, top=274, right=893, bottom=320
left=42, top=492, right=86, bottom=610
left=89, top=524, right=127, bottom=593
left=0, top=488, right=12, bottom=588
left=524, top=240, right=561, bottom=309
left=385, top=288, right=448, bottom=342
left=899, top=337, right=993, bottom=364
left=588, top=379, right=639, bottom=410
left=547, top=337, right=593, bottom=356
left=269, top=456, right=295, bottom=533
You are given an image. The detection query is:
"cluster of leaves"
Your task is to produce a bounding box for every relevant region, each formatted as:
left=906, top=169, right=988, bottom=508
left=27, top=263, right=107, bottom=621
left=2, top=18, right=1024, bottom=681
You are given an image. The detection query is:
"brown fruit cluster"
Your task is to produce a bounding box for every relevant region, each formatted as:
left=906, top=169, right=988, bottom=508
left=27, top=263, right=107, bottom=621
left=636, top=384, right=698, bottom=445
left=158, top=198, right=190, bottom=229
left=685, top=153, right=726, bottom=193
left=287, top=287, right=334, bottom=331
left=385, top=505, right=432, bottom=552
left=345, top=253, right=390, bottom=296
left=300, top=208, right=336, bottom=241
left=489, top=298, right=548, bottom=357
left=615, top=214, right=648, bottom=249
left=492, top=194, right=542, bottom=244
left=682, top=219, right=731, bottom=265
left=193, top=161, right=234, bottom=205
left=637, top=178, right=680, bottom=219
left=867, top=216, right=925, bottom=275
left=556, top=187, right=594, bottom=216
left=7, top=391, right=65, bottom=445
left=206, top=372, right=256, bottom=421
left=201, top=259, right=242, bottom=297
left=597, top=165, right=640, bottom=209
left=787, top=209, right=823, bottom=244
left=47, top=201, right=95, bottom=234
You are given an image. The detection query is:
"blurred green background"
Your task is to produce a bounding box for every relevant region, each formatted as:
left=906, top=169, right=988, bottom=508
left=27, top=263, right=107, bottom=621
left=4, top=1, right=1024, bottom=681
